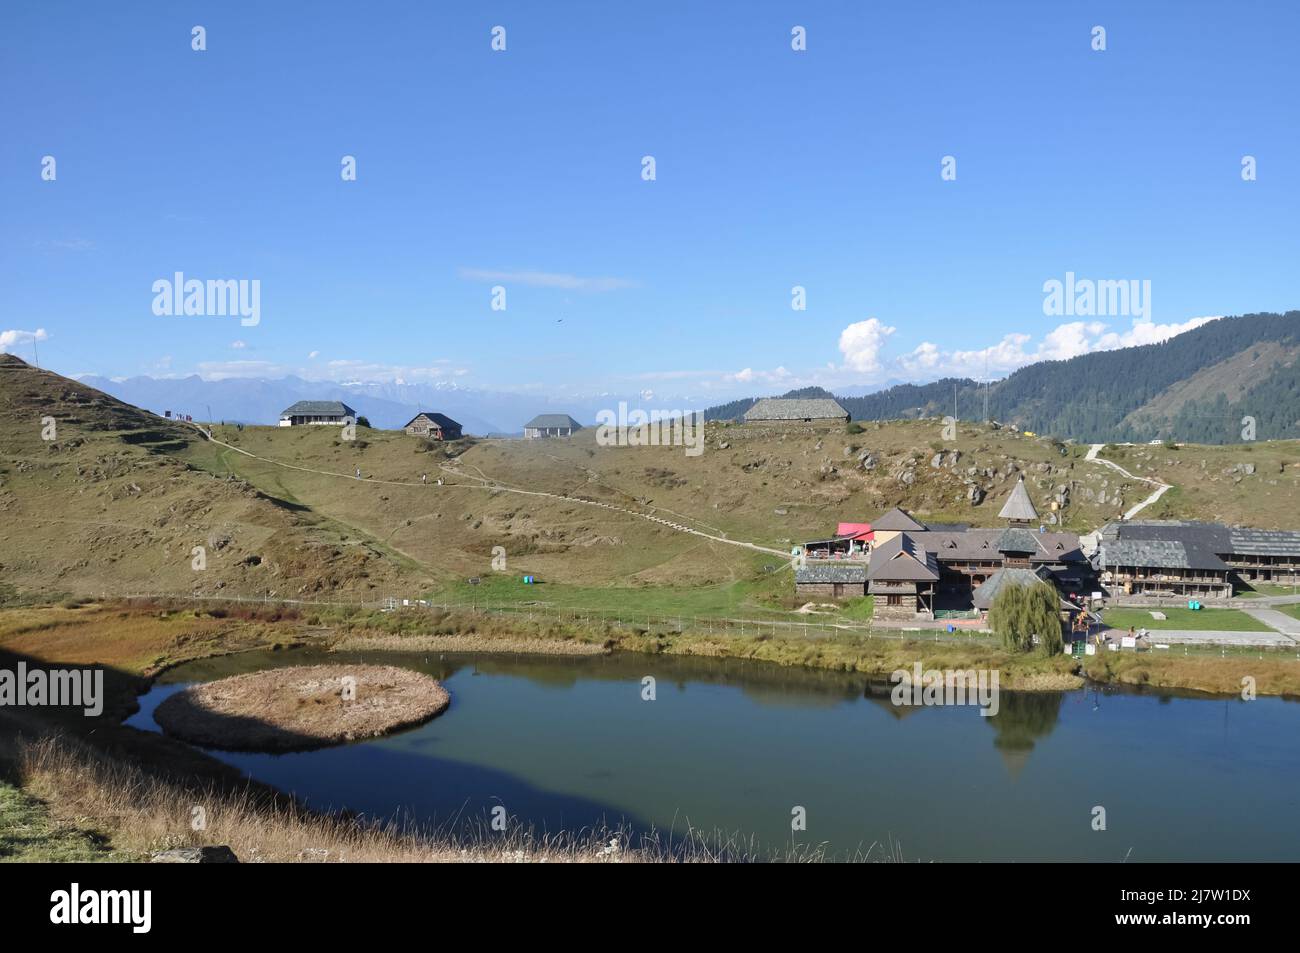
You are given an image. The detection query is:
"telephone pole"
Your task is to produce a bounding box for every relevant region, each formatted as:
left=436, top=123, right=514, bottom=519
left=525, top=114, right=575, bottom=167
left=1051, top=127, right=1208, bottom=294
left=983, top=352, right=990, bottom=422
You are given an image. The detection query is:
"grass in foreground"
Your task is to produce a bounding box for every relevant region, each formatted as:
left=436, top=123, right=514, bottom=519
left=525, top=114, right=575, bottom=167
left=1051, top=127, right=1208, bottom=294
left=1103, top=607, right=1273, bottom=632
left=0, top=779, right=109, bottom=862
left=3, top=729, right=853, bottom=863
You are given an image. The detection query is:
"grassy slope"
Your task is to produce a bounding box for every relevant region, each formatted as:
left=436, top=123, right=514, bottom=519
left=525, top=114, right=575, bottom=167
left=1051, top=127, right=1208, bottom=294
left=5, top=357, right=1300, bottom=621
left=0, top=356, right=411, bottom=600
left=1104, top=441, right=1300, bottom=526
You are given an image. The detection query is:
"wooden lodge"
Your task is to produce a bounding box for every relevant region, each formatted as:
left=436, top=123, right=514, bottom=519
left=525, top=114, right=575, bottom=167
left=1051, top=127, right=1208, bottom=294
left=523, top=414, right=582, bottom=439
left=1093, top=520, right=1300, bottom=600
left=743, top=397, right=849, bottom=426
left=278, top=400, right=356, bottom=427
left=402, top=412, right=463, bottom=440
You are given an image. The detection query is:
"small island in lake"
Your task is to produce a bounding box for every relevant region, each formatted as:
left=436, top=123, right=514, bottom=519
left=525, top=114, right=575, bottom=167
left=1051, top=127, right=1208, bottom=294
left=154, top=665, right=451, bottom=752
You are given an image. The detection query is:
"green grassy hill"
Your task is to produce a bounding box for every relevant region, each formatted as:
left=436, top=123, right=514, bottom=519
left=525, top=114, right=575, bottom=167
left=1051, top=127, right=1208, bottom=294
left=4, top=355, right=1300, bottom=620
left=0, top=354, right=412, bottom=601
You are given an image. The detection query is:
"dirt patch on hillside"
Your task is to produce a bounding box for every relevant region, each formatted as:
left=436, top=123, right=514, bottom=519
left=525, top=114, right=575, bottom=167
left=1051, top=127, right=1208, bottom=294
left=154, top=664, right=450, bottom=751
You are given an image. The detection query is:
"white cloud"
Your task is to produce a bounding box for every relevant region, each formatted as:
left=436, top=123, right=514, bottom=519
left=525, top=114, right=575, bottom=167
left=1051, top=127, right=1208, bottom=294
left=308, top=350, right=320, bottom=359
left=458, top=267, right=638, bottom=292
left=838, top=318, right=897, bottom=373
left=0, top=327, right=49, bottom=351
left=230, top=340, right=247, bottom=350
left=898, top=316, right=1221, bottom=379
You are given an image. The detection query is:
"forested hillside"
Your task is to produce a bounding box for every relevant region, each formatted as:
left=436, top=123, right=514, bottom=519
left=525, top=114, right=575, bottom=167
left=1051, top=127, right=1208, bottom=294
left=706, top=312, right=1300, bottom=444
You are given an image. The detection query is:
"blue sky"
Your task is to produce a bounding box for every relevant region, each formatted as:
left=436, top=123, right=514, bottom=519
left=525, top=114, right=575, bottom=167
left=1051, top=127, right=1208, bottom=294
left=2, top=1, right=1296, bottom=401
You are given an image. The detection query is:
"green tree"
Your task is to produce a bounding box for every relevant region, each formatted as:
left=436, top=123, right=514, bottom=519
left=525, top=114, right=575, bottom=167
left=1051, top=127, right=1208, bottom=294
left=989, top=581, right=1064, bottom=655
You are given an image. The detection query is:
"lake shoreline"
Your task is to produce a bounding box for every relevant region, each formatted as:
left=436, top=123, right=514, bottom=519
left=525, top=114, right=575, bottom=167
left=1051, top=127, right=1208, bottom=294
left=2, top=600, right=1297, bottom=862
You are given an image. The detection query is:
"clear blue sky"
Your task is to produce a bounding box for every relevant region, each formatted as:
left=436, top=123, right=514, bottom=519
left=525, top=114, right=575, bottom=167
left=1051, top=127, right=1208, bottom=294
left=2, top=1, right=1296, bottom=400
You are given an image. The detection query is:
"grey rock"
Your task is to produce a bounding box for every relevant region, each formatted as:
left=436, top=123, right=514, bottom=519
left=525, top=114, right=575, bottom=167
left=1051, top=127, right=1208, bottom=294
left=151, top=846, right=239, bottom=864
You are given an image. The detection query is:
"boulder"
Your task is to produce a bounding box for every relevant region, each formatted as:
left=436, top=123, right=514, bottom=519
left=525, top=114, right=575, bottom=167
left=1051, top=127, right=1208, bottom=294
left=151, top=846, right=240, bottom=864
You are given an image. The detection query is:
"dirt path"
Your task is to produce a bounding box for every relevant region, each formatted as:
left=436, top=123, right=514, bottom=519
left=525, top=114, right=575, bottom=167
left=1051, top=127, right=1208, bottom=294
left=1084, top=443, right=1173, bottom=519
left=193, top=425, right=791, bottom=560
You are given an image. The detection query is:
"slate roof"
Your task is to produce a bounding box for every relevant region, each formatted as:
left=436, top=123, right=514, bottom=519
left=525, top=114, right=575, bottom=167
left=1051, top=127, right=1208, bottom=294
left=872, top=507, right=928, bottom=532
left=998, top=476, right=1040, bottom=521
left=280, top=400, right=355, bottom=417
left=1098, top=538, right=1229, bottom=572
left=1100, top=520, right=1300, bottom=561
left=1227, top=528, right=1300, bottom=557
left=403, top=411, right=462, bottom=431
left=524, top=414, right=583, bottom=430
left=971, top=566, right=1055, bottom=610
left=743, top=398, right=849, bottom=422
left=867, top=533, right=940, bottom=581
left=908, top=528, right=1085, bottom=565
left=997, top=527, right=1041, bottom=554
left=795, top=563, right=868, bottom=584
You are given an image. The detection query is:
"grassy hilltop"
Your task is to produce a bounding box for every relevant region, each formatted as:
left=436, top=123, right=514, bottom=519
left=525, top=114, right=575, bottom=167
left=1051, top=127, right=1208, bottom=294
left=3, top=354, right=1300, bottom=617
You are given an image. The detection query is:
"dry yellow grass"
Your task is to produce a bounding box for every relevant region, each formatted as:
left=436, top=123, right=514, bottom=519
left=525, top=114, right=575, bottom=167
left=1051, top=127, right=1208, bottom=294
left=153, top=665, right=451, bottom=752
left=4, top=728, right=823, bottom=862
left=332, top=632, right=608, bottom=655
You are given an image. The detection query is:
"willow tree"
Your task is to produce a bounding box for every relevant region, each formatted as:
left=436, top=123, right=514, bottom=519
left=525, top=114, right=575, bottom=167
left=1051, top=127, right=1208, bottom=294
left=989, top=580, right=1065, bottom=655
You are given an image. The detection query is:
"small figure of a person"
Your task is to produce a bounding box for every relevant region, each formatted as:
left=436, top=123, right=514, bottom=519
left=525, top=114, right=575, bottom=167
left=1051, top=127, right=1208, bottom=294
left=355, top=467, right=361, bottom=480
left=421, top=473, right=427, bottom=485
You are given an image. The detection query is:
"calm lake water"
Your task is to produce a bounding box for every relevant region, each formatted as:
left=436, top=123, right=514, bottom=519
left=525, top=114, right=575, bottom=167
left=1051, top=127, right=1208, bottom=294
left=127, top=649, right=1300, bottom=861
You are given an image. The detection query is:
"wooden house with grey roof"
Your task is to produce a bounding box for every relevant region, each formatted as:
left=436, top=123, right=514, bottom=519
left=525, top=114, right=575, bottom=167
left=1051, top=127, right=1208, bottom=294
left=402, top=412, right=462, bottom=440
left=793, top=561, right=868, bottom=600
left=867, top=532, right=940, bottom=618
left=1092, top=518, right=1300, bottom=599
left=743, top=397, right=849, bottom=425
left=524, top=414, right=582, bottom=439
left=278, top=400, right=356, bottom=427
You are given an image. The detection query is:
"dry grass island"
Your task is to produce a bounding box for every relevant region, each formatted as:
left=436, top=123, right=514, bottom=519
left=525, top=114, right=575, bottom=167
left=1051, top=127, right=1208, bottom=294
left=153, top=665, right=451, bottom=752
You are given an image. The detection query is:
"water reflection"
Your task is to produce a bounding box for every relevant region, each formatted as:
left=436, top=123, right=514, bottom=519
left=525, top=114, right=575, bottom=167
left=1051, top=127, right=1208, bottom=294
left=131, top=646, right=1300, bottom=860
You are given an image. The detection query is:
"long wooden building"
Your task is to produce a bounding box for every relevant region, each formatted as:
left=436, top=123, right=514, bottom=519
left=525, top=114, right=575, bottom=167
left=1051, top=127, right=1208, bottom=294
left=1095, top=520, right=1300, bottom=600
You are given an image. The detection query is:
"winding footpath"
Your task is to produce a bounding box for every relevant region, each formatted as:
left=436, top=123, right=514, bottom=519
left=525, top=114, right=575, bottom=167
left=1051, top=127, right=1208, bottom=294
left=1084, top=443, right=1173, bottom=519
left=192, top=425, right=790, bottom=560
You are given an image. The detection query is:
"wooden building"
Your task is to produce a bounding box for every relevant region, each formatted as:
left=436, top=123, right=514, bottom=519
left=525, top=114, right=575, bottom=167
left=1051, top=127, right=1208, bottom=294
left=278, top=400, right=356, bottom=427
left=523, top=414, right=582, bottom=439
left=402, top=412, right=462, bottom=440
left=742, top=397, right=849, bottom=425
left=793, top=562, right=868, bottom=599
left=867, top=533, right=940, bottom=619
left=1094, top=520, right=1300, bottom=599
left=794, top=486, right=1091, bottom=616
